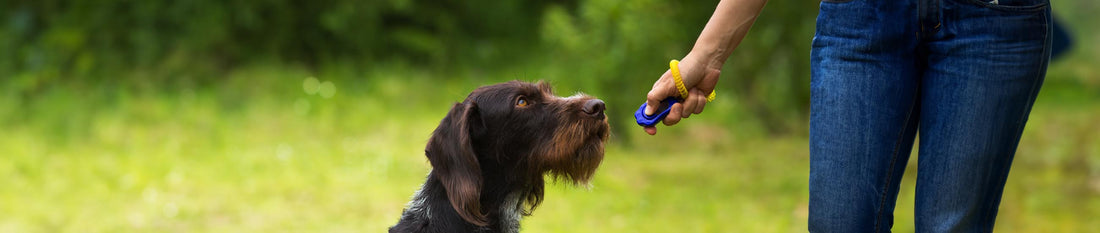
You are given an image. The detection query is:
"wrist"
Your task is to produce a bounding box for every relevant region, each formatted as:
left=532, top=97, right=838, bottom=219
left=686, top=48, right=727, bottom=71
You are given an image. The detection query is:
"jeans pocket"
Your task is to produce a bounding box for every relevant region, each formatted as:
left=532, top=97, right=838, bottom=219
left=961, top=0, right=1049, bottom=12
left=821, top=0, right=856, bottom=3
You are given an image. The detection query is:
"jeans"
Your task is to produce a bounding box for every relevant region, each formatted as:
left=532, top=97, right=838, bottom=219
left=808, top=0, right=1051, bottom=232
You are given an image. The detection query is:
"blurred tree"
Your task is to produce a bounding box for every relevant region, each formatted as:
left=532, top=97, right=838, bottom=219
left=0, top=0, right=575, bottom=85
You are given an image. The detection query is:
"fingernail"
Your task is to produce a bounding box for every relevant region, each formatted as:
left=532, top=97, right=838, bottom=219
left=644, top=105, right=654, bottom=115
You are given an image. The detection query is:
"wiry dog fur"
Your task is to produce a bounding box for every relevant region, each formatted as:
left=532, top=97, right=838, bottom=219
left=390, top=81, right=610, bottom=233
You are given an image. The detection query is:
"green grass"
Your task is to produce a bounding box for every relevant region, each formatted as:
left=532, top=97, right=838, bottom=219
left=1, top=63, right=1097, bottom=232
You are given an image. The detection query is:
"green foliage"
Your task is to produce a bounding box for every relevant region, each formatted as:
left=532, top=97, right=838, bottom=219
left=0, top=0, right=568, bottom=86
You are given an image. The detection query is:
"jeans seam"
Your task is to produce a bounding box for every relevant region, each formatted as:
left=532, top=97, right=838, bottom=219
left=874, top=92, right=919, bottom=233
left=982, top=10, right=1050, bottom=230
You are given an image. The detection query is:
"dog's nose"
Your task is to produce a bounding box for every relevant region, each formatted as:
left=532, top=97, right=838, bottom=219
left=582, top=99, right=605, bottom=118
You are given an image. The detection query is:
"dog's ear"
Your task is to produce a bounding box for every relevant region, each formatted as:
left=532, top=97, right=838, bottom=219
left=425, top=102, right=487, bottom=226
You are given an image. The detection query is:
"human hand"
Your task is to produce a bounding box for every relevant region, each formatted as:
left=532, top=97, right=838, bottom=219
left=643, top=54, right=720, bottom=135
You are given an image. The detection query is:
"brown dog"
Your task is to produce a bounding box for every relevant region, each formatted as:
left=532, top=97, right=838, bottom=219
left=390, top=81, right=609, bottom=233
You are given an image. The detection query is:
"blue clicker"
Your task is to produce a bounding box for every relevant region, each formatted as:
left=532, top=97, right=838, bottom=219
left=634, top=98, right=679, bottom=127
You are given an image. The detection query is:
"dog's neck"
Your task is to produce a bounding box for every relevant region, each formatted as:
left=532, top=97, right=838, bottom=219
left=390, top=170, right=526, bottom=233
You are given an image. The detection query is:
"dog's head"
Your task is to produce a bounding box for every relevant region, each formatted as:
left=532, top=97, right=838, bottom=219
left=425, top=81, right=609, bottom=226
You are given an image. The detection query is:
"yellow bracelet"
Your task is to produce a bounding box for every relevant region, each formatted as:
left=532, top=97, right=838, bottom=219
left=670, top=60, right=717, bottom=102
left=670, top=60, right=690, bottom=99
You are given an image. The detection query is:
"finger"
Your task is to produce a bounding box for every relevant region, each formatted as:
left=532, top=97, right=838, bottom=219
left=644, top=126, right=657, bottom=135
left=689, top=88, right=707, bottom=114
left=645, top=70, right=675, bottom=116
left=681, top=88, right=706, bottom=118
left=681, top=91, right=698, bottom=119
left=663, top=102, right=683, bottom=126
left=680, top=102, right=692, bottom=119
left=693, top=95, right=706, bottom=114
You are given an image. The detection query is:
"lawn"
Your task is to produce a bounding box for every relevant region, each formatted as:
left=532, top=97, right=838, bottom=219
left=1, top=62, right=1097, bottom=232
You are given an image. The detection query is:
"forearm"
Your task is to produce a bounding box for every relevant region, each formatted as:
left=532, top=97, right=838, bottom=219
left=690, top=0, right=768, bottom=68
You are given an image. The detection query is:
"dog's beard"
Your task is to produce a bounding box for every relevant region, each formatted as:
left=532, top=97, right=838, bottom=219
left=543, top=121, right=608, bottom=187
left=554, top=139, right=604, bottom=187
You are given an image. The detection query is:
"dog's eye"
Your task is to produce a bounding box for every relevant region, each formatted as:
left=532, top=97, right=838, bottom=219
left=516, top=97, right=529, bottom=107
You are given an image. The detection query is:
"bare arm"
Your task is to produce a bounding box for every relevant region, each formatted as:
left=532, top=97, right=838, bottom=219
left=643, top=0, right=768, bottom=135
left=693, top=0, right=768, bottom=70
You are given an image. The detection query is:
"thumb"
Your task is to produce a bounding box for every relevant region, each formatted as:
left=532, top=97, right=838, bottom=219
left=645, top=70, right=677, bottom=115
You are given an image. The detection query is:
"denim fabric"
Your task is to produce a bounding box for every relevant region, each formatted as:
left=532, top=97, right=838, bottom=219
left=808, top=0, right=1051, bottom=232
